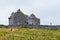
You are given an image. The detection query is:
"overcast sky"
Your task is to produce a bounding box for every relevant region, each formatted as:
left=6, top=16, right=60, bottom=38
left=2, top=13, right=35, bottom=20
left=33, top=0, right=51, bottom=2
left=0, top=0, right=60, bottom=25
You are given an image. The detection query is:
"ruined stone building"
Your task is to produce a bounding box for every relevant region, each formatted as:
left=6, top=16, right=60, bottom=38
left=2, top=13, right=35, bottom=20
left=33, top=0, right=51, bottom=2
left=8, top=9, right=40, bottom=26
left=8, top=9, right=60, bottom=29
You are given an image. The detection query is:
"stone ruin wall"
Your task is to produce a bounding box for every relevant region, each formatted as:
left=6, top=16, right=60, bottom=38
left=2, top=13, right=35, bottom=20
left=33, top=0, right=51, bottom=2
left=8, top=24, right=60, bottom=30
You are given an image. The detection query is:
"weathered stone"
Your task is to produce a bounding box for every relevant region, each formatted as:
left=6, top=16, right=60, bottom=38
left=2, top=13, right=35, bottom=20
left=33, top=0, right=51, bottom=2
left=8, top=9, right=40, bottom=26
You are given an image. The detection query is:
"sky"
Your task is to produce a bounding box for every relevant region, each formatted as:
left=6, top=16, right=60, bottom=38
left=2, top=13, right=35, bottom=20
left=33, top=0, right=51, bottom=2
left=0, top=0, right=60, bottom=25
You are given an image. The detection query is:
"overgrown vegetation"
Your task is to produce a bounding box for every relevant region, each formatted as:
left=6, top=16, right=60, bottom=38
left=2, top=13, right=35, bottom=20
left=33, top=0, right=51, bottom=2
left=0, top=27, right=60, bottom=40
left=0, top=24, right=8, bottom=28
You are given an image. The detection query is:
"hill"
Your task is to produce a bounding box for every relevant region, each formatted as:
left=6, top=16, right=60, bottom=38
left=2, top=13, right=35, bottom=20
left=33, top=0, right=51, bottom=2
left=0, top=27, right=60, bottom=40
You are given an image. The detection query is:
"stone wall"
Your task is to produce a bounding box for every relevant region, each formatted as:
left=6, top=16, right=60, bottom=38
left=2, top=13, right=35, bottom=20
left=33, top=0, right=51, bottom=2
left=9, top=9, right=40, bottom=26
left=8, top=25, right=60, bottom=29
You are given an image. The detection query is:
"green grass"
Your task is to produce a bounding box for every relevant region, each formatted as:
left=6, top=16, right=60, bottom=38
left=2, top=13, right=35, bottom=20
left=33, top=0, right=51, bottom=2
left=0, top=27, right=60, bottom=40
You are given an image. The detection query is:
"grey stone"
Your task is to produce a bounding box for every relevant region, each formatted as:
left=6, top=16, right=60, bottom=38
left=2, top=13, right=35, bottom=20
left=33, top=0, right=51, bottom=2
left=8, top=9, right=40, bottom=26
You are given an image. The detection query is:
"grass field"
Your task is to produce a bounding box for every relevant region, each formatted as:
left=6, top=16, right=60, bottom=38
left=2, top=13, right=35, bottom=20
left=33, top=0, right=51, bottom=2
left=0, top=27, right=60, bottom=40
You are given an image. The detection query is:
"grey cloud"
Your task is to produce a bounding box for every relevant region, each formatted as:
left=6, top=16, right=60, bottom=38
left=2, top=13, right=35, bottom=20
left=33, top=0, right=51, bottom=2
left=0, top=0, right=60, bottom=25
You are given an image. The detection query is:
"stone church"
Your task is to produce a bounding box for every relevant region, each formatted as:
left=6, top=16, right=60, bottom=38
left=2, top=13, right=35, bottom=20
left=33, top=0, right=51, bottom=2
left=8, top=9, right=40, bottom=26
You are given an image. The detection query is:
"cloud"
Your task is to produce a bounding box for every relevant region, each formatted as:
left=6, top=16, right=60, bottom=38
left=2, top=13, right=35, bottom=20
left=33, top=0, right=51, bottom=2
left=0, top=0, right=60, bottom=25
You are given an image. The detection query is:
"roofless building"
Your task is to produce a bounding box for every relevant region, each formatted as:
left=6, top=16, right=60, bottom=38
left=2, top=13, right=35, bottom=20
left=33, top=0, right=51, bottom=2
left=8, top=9, right=40, bottom=26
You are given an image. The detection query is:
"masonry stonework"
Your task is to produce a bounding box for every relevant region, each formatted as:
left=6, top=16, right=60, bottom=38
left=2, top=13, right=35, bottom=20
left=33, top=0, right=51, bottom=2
left=8, top=9, right=60, bottom=29
left=8, top=9, right=40, bottom=26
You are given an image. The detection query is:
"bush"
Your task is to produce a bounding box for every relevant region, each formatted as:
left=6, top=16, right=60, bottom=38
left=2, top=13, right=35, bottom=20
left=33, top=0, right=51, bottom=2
left=0, top=24, right=8, bottom=28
